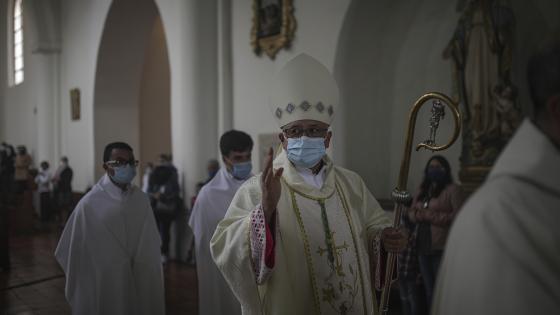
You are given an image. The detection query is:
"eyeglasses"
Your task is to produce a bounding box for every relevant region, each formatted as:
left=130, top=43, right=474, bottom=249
left=282, top=127, right=329, bottom=138
left=106, top=159, right=139, bottom=167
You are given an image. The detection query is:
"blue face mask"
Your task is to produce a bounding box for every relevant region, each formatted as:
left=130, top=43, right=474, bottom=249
left=110, top=164, right=137, bottom=185
left=427, top=168, right=445, bottom=183
left=287, top=136, right=326, bottom=168
left=231, top=161, right=252, bottom=180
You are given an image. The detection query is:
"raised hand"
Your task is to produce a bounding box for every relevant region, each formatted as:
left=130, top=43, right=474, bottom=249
left=261, top=147, right=283, bottom=224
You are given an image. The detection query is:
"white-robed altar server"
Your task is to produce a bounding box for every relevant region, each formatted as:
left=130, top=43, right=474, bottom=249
left=210, top=54, right=408, bottom=315
left=189, top=130, right=254, bottom=315
left=55, top=142, right=164, bottom=315
left=432, top=36, right=560, bottom=315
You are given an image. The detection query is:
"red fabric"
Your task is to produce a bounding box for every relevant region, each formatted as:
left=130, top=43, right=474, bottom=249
left=264, top=215, right=276, bottom=268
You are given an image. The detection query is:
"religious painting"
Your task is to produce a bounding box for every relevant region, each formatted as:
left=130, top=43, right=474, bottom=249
left=70, top=88, right=81, bottom=121
left=258, top=133, right=282, bottom=172
left=251, top=0, right=296, bottom=59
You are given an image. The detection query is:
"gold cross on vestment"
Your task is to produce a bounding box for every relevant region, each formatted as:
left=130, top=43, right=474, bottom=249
left=317, top=231, right=350, bottom=277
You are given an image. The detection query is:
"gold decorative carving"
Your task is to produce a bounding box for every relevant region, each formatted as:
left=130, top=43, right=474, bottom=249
left=444, top=0, right=519, bottom=195
left=459, top=165, right=492, bottom=195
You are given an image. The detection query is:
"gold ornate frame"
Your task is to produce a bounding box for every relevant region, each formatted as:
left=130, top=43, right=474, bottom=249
left=251, top=0, right=296, bottom=59
left=70, top=88, right=81, bottom=121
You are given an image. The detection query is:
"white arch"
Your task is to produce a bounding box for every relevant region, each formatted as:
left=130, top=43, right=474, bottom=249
left=93, top=0, right=170, bottom=182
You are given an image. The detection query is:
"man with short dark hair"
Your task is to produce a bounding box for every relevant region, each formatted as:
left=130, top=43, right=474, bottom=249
left=432, top=36, right=560, bottom=314
left=52, top=156, right=73, bottom=224
left=149, top=153, right=180, bottom=263
left=189, top=130, right=254, bottom=315
left=55, top=142, right=164, bottom=315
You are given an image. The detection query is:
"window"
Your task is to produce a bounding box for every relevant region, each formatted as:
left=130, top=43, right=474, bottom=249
left=11, top=0, right=24, bottom=85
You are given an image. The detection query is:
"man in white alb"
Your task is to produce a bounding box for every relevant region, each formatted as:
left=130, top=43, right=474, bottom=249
left=432, top=36, right=560, bottom=315
left=189, top=130, right=254, bottom=315
left=55, top=142, right=164, bottom=315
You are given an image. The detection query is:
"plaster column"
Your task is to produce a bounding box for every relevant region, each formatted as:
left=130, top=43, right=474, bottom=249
left=33, top=52, right=60, bottom=166
left=157, top=0, right=219, bottom=199
left=217, top=0, right=233, bottom=138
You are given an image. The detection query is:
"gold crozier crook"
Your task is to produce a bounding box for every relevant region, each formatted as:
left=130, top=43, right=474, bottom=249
left=378, top=92, right=462, bottom=315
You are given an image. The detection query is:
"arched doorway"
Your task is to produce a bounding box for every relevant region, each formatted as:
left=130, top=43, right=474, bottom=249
left=333, top=0, right=460, bottom=197
left=93, top=0, right=171, bottom=184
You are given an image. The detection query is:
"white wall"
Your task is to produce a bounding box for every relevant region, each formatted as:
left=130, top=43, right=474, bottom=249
left=156, top=0, right=219, bottom=199
left=0, top=0, right=8, bottom=142
left=334, top=0, right=462, bottom=198
left=1, top=0, right=558, bottom=198
left=93, top=0, right=158, bottom=183
left=1, top=0, right=57, bottom=166
left=53, top=0, right=220, bottom=197
left=334, top=0, right=560, bottom=198
left=229, top=0, right=560, bottom=199
left=139, top=15, right=171, bottom=171
left=30, top=0, right=61, bottom=171
left=230, top=0, right=352, bottom=170
left=58, top=0, right=112, bottom=190
left=230, top=0, right=454, bottom=198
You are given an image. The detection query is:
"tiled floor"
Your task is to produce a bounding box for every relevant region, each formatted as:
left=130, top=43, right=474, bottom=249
left=0, top=211, right=198, bottom=315
left=0, top=229, right=69, bottom=315
left=1, top=197, right=404, bottom=315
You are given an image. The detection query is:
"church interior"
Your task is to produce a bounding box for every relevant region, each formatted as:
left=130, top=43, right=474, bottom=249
left=0, top=0, right=558, bottom=314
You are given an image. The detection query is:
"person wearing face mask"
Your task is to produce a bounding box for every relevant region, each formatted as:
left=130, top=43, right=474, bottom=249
left=55, top=142, right=164, bottom=315
left=189, top=130, right=253, bottom=315
left=211, top=54, right=408, bottom=314
left=406, top=155, right=464, bottom=312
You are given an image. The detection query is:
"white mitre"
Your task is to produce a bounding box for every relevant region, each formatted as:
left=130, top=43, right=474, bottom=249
left=269, top=53, right=339, bottom=128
